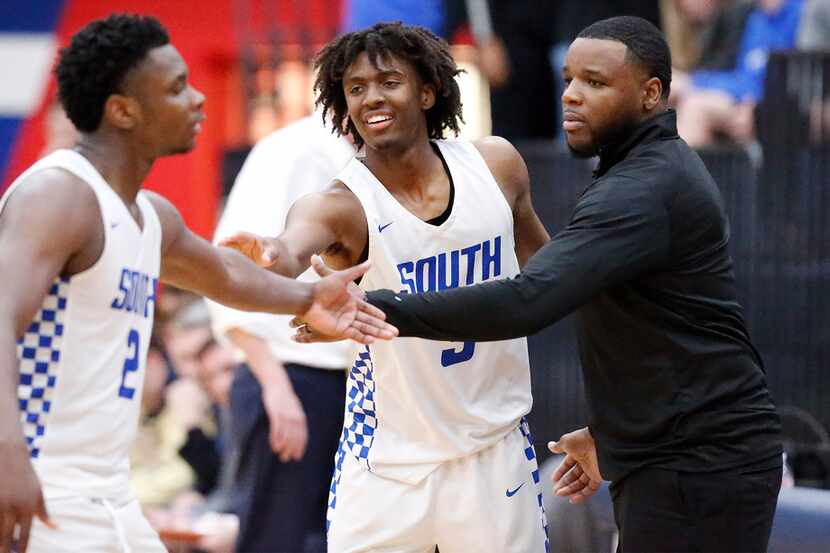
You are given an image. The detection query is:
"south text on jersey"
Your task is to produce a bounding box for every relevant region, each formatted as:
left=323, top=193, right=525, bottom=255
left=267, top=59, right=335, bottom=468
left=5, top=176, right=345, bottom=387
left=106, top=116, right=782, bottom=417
left=111, top=268, right=158, bottom=318
left=397, top=235, right=502, bottom=294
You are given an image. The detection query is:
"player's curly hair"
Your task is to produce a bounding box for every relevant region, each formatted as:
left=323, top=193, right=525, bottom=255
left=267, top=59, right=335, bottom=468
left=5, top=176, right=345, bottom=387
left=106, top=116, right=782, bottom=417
left=55, top=14, right=170, bottom=132
left=313, top=22, right=464, bottom=148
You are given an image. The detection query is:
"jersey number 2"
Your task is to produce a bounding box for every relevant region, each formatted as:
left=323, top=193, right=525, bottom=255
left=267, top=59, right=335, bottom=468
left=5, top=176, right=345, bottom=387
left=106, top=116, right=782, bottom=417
left=441, top=341, right=475, bottom=367
left=118, top=329, right=140, bottom=399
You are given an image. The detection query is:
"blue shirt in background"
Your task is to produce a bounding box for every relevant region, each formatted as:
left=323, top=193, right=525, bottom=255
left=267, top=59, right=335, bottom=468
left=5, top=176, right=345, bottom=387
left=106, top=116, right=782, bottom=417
left=692, top=0, right=804, bottom=102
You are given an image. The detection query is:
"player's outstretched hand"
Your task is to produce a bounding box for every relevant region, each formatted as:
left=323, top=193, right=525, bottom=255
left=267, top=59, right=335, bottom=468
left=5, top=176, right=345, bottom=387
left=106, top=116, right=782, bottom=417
left=299, top=256, right=397, bottom=344
left=0, top=440, right=55, bottom=553
left=548, top=427, right=603, bottom=504
left=218, top=231, right=279, bottom=267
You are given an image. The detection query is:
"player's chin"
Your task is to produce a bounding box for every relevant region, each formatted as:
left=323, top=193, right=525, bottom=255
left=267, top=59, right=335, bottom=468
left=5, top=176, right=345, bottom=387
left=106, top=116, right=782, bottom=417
left=168, top=139, right=197, bottom=155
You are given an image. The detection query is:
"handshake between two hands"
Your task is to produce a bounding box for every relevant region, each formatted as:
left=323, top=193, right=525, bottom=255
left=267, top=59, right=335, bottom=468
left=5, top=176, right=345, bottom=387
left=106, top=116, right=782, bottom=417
left=219, top=231, right=397, bottom=345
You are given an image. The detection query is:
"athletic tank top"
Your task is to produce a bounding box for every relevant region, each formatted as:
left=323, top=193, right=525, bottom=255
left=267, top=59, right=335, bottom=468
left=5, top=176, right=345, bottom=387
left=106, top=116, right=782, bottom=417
left=0, top=149, right=162, bottom=500
left=335, top=139, right=532, bottom=484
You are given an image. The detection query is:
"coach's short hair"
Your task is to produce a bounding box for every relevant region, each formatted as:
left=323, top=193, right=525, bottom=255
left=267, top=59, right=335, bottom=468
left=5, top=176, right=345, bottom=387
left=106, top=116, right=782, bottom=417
left=577, top=16, right=672, bottom=98
left=55, top=14, right=170, bottom=132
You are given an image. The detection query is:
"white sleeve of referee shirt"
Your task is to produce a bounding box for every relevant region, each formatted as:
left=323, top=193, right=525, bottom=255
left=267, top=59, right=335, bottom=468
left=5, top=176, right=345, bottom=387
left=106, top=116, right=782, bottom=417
left=207, top=115, right=356, bottom=369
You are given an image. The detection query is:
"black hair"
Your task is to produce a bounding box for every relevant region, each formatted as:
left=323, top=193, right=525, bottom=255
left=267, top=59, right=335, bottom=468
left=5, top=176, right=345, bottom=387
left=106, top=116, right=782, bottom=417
left=55, top=14, right=170, bottom=132
left=313, top=21, right=463, bottom=148
left=577, top=16, right=672, bottom=98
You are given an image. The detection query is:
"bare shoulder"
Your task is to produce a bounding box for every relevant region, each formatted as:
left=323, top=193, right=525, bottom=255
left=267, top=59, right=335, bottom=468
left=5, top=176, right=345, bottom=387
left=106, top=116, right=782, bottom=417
left=0, top=167, right=102, bottom=275
left=472, top=136, right=530, bottom=206
left=2, top=167, right=100, bottom=237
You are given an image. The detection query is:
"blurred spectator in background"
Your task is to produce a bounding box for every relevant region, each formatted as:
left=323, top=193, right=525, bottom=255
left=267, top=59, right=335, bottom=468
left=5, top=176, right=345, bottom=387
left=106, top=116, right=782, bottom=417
left=673, top=0, right=806, bottom=148
left=132, top=298, right=242, bottom=553
left=210, top=114, right=355, bottom=553
left=447, top=0, right=559, bottom=140
left=797, top=0, right=830, bottom=51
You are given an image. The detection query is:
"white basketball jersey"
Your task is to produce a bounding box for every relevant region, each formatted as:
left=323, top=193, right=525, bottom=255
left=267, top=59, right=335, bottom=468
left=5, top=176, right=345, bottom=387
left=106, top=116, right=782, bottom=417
left=335, top=139, right=532, bottom=484
left=0, top=149, right=161, bottom=500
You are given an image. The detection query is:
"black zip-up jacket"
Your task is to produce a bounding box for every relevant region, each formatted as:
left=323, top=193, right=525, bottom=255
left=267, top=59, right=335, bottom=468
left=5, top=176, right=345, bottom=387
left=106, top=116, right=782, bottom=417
left=367, top=110, right=782, bottom=482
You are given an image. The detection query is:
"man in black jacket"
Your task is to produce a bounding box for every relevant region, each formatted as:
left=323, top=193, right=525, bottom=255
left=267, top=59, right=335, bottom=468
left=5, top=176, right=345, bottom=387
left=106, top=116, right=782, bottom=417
left=344, top=16, right=783, bottom=553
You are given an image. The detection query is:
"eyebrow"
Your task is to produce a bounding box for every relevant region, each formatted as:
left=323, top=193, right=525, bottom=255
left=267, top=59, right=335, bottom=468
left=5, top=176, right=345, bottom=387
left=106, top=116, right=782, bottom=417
left=345, top=68, right=405, bottom=83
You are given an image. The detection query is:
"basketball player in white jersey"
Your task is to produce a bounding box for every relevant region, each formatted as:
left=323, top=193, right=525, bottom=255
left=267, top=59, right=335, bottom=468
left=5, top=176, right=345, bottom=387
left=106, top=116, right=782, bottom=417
left=221, top=22, right=552, bottom=552
left=0, top=15, right=395, bottom=553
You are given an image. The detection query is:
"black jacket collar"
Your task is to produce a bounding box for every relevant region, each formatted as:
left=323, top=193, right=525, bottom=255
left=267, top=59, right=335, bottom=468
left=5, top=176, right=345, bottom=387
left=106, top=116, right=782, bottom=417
left=594, top=109, right=679, bottom=178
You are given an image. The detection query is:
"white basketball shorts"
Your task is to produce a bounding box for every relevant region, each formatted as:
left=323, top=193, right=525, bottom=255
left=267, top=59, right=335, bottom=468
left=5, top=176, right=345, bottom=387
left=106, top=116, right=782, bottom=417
left=27, top=495, right=166, bottom=553
left=327, top=419, right=549, bottom=553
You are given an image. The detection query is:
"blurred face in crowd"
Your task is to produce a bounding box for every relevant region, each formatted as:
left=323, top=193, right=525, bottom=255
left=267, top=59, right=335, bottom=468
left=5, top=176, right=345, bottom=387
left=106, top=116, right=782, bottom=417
left=342, top=51, right=435, bottom=152
left=196, top=340, right=236, bottom=408
left=164, top=324, right=213, bottom=378
left=115, top=44, right=206, bottom=156
left=561, top=38, right=662, bottom=158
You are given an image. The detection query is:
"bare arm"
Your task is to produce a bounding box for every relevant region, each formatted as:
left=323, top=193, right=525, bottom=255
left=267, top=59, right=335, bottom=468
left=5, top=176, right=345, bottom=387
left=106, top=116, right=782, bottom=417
left=148, top=191, right=394, bottom=343
left=219, top=185, right=368, bottom=277
left=0, top=170, right=95, bottom=549
left=225, top=328, right=307, bottom=462
left=148, top=191, right=314, bottom=313
left=474, top=136, right=550, bottom=267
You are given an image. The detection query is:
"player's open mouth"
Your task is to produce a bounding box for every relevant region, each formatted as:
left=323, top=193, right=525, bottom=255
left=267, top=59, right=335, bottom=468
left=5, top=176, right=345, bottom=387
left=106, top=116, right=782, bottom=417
left=364, top=114, right=394, bottom=132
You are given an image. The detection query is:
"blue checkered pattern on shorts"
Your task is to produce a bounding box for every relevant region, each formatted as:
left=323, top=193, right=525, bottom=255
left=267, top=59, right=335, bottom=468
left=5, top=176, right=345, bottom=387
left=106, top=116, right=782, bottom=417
left=520, top=417, right=550, bottom=553
left=326, top=345, right=377, bottom=532
left=341, top=345, right=377, bottom=468
left=17, top=277, right=69, bottom=459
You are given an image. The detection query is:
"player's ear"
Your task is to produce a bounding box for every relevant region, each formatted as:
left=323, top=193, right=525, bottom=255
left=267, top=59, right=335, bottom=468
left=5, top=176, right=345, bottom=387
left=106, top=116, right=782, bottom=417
left=104, top=94, right=141, bottom=131
left=421, top=83, right=436, bottom=111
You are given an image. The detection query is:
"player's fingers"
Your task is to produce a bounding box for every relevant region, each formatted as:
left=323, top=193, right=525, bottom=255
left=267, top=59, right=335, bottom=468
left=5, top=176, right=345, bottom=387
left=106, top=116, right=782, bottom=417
left=289, top=317, right=305, bottom=328
left=351, top=319, right=394, bottom=340
left=353, top=313, right=398, bottom=339
left=1, top=513, right=16, bottom=553
left=310, top=255, right=336, bottom=277
left=551, top=453, right=576, bottom=482
left=342, top=326, right=375, bottom=345
left=336, top=259, right=371, bottom=282
left=34, top=491, right=54, bottom=530
left=16, top=517, right=32, bottom=553
left=548, top=440, right=563, bottom=454
left=356, top=301, right=387, bottom=321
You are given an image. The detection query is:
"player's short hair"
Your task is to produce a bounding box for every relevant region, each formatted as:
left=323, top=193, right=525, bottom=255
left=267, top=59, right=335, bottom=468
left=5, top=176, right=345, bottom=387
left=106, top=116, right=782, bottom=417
left=55, top=14, right=170, bottom=132
left=577, top=16, right=672, bottom=99
left=313, top=21, right=464, bottom=148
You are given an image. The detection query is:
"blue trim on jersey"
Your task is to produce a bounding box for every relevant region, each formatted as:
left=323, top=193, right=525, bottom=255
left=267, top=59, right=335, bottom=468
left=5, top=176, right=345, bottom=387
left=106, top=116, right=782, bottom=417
left=520, top=418, right=550, bottom=553
left=17, top=276, right=70, bottom=459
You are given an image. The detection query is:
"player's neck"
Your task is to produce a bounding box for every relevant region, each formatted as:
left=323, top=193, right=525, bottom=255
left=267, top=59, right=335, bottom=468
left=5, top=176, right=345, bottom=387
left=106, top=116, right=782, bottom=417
left=364, top=139, right=442, bottom=194
left=74, top=133, right=155, bottom=204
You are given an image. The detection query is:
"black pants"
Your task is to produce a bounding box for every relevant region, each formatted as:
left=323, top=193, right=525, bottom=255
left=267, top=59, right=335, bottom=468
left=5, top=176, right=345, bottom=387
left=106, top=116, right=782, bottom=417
left=610, top=462, right=782, bottom=553
left=230, top=363, right=346, bottom=553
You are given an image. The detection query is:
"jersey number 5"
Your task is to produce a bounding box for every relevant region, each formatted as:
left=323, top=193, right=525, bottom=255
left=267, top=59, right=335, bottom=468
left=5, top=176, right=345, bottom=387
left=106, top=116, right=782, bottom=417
left=441, top=341, right=475, bottom=367
left=118, top=329, right=140, bottom=399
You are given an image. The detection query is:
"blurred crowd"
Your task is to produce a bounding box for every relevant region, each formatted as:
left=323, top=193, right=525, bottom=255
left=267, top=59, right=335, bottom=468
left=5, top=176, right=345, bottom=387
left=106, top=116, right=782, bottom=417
left=113, top=1, right=830, bottom=552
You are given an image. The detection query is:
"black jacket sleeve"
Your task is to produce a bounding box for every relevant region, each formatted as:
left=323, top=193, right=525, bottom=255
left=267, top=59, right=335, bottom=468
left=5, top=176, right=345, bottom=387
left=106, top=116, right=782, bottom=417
left=367, top=176, right=672, bottom=341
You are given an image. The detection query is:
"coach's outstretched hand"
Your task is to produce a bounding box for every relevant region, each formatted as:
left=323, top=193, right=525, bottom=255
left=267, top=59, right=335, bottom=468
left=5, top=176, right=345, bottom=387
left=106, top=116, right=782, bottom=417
left=299, top=257, right=397, bottom=344
left=548, top=427, right=603, bottom=504
left=0, top=440, right=54, bottom=553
